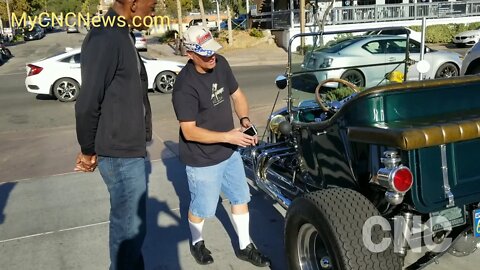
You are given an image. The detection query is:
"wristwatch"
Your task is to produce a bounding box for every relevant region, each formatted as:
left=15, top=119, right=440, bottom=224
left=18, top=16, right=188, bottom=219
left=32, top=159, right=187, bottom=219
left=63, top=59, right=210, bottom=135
left=239, top=116, right=250, bottom=126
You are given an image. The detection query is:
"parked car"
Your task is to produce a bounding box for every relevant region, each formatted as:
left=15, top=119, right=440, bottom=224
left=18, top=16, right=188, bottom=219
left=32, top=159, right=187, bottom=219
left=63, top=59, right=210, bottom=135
left=453, top=27, right=480, bottom=47
left=23, top=24, right=45, bottom=41
left=365, top=27, right=422, bottom=42
left=188, top=18, right=217, bottom=31
left=133, top=31, right=147, bottom=51
left=66, top=24, right=79, bottom=33
left=241, top=29, right=480, bottom=270
left=25, top=48, right=184, bottom=102
left=302, top=35, right=461, bottom=88
left=461, top=41, right=480, bottom=75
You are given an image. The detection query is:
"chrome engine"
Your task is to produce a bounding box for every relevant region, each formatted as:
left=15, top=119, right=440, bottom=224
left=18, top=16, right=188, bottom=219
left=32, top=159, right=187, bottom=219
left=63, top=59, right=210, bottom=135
left=241, top=141, right=303, bottom=209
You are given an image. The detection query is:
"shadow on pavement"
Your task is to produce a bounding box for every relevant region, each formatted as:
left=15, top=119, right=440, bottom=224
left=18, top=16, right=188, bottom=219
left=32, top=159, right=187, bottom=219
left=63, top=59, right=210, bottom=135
left=0, top=182, right=16, bottom=225
left=143, top=142, right=287, bottom=269
left=35, top=94, right=57, bottom=101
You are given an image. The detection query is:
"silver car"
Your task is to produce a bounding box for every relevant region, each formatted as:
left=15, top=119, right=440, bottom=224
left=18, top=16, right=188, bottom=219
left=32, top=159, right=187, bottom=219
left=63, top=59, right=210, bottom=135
left=302, top=35, right=462, bottom=88
left=461, top=41, right=480, bottom=75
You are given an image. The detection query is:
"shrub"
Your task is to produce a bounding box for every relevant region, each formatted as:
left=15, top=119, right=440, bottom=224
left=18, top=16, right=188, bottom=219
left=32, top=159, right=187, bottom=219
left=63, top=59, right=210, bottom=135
left=11, top=34, right=24, bottom=43
left=410, top=23, right=480, bottom=43
left=249, top=28, right=264, bottom=38
left=158, top=29, right=178, bottom=43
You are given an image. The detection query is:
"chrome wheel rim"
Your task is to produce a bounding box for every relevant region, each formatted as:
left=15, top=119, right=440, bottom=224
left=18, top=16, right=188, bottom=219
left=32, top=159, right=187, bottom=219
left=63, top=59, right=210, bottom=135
left=438, top=65, right=458, bottom=78
left=157, top=73, right=175, bottom=93
left=297, top=223, right=333, bottom=270
left=55, top=81, right=77, bottom=101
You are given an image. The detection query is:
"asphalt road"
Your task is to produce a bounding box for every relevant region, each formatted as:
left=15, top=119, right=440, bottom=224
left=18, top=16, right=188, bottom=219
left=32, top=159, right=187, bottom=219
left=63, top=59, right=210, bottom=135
left=0, top=31, right=286, bottom=182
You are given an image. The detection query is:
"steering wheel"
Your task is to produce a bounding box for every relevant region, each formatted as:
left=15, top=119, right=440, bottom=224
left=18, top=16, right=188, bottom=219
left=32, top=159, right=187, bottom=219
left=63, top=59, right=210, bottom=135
left=315, top=78, right=360, bottom=112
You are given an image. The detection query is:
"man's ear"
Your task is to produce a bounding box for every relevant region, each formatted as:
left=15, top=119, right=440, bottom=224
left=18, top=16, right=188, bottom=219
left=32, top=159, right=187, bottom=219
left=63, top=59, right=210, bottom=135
left=186, top=51, right=194, bottom=60
left=130, top=0, right=137, bottom=12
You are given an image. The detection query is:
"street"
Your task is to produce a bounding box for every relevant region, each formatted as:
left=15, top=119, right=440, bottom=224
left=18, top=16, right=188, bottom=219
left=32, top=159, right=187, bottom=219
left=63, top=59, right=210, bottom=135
left=0, top=31, right=287, bottom=182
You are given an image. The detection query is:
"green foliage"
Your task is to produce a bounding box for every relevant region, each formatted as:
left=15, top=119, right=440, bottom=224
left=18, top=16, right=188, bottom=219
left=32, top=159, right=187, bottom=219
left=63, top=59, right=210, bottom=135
left=324, top=86, right=362, bottom=102
left=11, top=33, right=24, bottom=43
left=410, top=23, right=480, bottom=43
left=249, top=28, right=263, bottom=38
left=158, top=29, right=179, bottom=43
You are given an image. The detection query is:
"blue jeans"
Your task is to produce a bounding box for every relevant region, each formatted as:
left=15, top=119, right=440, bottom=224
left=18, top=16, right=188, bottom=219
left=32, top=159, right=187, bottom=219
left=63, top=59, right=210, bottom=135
left=98, top=157, right=147, bottom=270
left=186, top=151, right=251, bottom=218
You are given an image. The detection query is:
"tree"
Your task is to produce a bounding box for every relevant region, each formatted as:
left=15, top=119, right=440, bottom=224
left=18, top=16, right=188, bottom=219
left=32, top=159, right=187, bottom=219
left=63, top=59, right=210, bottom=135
left=81, top=0, right=98, bottom=15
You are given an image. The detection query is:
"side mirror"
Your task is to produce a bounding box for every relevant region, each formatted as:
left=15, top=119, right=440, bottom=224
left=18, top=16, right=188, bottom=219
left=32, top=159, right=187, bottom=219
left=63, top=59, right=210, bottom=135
left=275, top=75, right=287, bottom=90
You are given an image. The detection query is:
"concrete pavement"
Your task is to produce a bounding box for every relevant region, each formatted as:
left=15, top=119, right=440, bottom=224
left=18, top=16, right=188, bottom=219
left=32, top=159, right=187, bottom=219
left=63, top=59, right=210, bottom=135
left=0, top=144, right=288, bottom=270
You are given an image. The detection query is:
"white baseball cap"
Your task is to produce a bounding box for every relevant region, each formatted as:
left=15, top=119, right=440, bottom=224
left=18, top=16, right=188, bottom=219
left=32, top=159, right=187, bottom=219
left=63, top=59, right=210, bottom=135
left=183, top=25, right=222, bottom=57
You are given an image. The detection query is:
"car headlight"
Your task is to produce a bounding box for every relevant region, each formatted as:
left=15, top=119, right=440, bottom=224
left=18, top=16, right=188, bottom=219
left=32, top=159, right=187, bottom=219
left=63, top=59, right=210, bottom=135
left=468, top=35, right=475, bottom=38
left=321, top=58, right=333, bottom=68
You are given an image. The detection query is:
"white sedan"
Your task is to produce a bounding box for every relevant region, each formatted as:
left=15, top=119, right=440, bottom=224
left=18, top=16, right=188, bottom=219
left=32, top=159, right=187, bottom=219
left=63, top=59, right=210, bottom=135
left=25, top=48, right=185, bottom=102
left=453, top=28, right=480, bottom=47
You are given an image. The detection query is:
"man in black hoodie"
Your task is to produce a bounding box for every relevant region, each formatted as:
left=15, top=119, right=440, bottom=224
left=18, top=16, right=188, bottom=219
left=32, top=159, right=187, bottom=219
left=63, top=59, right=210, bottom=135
left=74, top=0, right=156, bottom=269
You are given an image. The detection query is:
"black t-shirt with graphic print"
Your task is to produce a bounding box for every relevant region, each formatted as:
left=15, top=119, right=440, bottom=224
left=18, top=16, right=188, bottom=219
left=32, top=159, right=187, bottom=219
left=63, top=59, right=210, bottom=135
left=172, top=54, right=239, bottom=167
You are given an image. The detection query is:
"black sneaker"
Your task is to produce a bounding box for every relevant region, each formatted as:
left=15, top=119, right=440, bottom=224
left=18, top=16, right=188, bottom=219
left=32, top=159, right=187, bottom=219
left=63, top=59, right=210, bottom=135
left=190, top=240, right=214, bottom=265
left=237, top=243, right=271, bottom=267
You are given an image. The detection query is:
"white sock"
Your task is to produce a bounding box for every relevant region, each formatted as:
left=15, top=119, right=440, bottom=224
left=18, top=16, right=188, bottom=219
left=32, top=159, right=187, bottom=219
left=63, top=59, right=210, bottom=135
left=189, top=219, right=204, bottom=246
left=232, top=212, right=252, bottom=250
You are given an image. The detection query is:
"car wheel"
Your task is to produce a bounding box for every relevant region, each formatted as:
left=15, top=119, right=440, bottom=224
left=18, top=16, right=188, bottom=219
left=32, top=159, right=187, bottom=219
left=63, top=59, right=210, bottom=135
left=53, top=78, right=80, bottom=102
left=340, top=70, right=365, bottom=87
left=285, top=188, right=403, bottom=270
left=435, top=62, right=459, bottom=78
left=155, top=71, right=176, bottom=94
left=4, top=48, right=12, bottom=58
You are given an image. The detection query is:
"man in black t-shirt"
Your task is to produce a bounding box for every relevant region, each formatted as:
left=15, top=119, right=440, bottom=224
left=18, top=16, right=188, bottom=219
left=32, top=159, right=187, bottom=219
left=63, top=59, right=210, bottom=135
left=172, top=26, right=271, bottom=267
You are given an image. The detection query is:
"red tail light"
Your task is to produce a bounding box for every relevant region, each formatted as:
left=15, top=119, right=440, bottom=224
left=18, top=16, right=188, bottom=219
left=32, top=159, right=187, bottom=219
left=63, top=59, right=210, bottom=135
left=141, top=38, right=146, bottom=42
left=392, top=167, right=413, bottom=193
left=27, top=64, right=43, bottom=76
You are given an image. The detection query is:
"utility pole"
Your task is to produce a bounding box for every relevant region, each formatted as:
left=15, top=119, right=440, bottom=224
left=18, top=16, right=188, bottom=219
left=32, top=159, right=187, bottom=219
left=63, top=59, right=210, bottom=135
left=300, top=0, right=305, bottom=50
left=176, top=0, right=183, bottom=39
left=215, top=0, right=221, bottom=32
left=246, top=0, right=249, bottom=15
left=6, top=0, right=14, bottom=36
left=199, top=0, right=207, bottom=27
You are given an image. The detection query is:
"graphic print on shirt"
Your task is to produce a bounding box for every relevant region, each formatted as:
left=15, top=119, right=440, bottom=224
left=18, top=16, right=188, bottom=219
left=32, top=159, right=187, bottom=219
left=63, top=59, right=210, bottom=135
left=211, top=83, right=224, bottom=106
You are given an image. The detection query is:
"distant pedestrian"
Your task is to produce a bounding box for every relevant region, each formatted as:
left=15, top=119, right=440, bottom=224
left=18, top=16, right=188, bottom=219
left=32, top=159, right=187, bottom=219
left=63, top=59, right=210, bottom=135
left=74, top=0, right=157, bottom=269
left=172, top=25, right=271, bottom=267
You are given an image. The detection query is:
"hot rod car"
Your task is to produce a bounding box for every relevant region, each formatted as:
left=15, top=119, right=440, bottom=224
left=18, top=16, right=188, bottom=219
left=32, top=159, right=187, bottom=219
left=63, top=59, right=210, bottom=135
left=241, top=28, right=480, bottom=270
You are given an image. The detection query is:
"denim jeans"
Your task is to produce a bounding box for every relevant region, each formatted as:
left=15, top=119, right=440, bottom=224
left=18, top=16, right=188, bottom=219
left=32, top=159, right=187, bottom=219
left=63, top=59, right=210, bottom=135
left=98, top=156, right=147, bottom=270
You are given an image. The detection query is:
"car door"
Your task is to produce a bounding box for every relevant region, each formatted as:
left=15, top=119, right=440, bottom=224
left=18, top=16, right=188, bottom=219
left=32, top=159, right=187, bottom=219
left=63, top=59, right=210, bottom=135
left=383, top=39, right=414, bottom=82
left=359, top=40, right=388, bottom=87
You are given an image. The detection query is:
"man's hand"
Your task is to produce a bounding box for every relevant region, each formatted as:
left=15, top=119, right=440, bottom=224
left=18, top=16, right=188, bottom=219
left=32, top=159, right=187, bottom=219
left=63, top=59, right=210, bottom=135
left=226, top=128, right=257, bottom=147
left=74, top=153, right=98, bottom=172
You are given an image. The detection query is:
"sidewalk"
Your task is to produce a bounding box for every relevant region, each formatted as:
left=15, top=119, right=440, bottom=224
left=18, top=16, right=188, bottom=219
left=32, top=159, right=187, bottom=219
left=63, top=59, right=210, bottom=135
left=144, top=36, right=288, bottom=67
left=0, top=149, right=288, bottom=270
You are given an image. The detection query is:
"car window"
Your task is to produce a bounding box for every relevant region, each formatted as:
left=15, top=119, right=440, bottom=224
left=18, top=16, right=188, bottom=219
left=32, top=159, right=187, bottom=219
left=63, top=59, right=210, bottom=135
left=408, top=40, right=421, bottom=53
left=385, top=40, right=407, bottom=54
left=73, top=53, right=81, bottom=64
left=362, top=41, right=386, bottom=54
left=318, top=38, right=362, bottom=53
left=59, top=53, right=81, bottom=64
